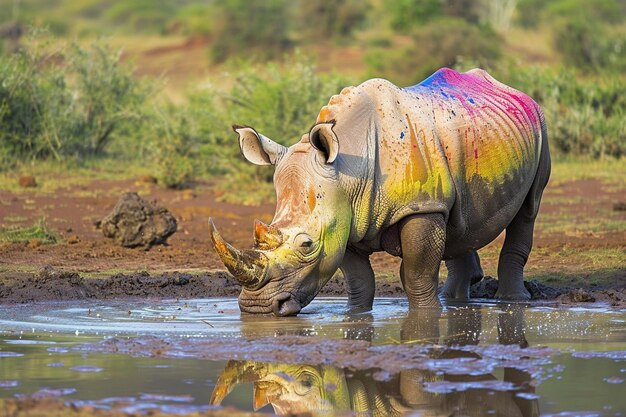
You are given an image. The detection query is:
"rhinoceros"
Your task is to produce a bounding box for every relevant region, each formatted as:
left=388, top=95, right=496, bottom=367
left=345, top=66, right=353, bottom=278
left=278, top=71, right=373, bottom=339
left=209, top=67, right=551, bottom=316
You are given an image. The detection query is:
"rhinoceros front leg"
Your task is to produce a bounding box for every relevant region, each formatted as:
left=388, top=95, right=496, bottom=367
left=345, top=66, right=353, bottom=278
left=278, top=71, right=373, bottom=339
left=442, top=251, right=484, bottom=300
left=340, top=247, right=375, bottom=312
left=399, top=214, right=445, bottom=309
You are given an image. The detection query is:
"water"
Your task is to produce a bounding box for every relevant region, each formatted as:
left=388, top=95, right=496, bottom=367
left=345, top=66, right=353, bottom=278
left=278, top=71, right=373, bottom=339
left=1, top=298, right=625, bottom=416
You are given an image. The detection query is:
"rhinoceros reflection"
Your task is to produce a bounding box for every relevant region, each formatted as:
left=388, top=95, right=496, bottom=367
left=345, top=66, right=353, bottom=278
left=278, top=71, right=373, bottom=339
left=211, top=306, right=539, bottom=416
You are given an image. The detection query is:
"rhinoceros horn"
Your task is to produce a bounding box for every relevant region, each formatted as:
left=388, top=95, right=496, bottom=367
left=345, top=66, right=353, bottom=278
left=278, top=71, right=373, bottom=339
left=208, top=218, right=267, bottom=288
left=254, top=219, right=282, bottom=250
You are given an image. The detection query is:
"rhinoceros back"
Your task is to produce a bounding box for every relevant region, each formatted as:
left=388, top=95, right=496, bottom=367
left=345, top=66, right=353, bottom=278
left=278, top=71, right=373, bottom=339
left=410, top=68, right=544, bottom=255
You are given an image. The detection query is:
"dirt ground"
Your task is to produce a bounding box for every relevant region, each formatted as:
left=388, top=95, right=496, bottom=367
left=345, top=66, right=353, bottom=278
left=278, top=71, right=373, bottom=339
left=0, top=174, right=624, bottom=306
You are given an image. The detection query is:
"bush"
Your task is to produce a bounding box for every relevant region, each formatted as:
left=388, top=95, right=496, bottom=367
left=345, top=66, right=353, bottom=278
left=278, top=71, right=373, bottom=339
left=0, top=30, right=156, bottom=169
left=147, top=106, right=198, bottom=189
left=495, top=64, right=626, bottom=158
left=292, top=0, right=369, bottom=43
left=366, top=17, right=501, bottom=85
left=195, top=52, right=351, bottom=203
left=554, top=19, right=626, bottom=73
left=209, top=0, right=291, bottom=63
left=383, top=0, right=444, bottom=32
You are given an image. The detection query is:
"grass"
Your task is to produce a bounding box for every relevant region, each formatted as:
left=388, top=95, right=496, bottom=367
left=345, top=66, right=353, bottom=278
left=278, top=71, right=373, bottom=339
left=536, top=213, right=626, bottom=235
left=474, top=244, right=626, bottom=288
left=550, top=157, right=626, bottom=187
left=0, top=219, right=59, bottom=245
left=0, top=158, right=154, bottom=195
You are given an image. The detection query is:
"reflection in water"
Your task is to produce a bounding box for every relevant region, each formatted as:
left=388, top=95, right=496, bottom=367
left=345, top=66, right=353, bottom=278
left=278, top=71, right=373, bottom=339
left=212, top=306, right=539, bottom=416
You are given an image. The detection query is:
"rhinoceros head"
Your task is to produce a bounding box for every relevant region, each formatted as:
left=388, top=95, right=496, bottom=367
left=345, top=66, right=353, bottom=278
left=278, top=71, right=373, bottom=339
left=209, top=124, right=352, bottom=316
left=210, top=360, right=350, bottom=413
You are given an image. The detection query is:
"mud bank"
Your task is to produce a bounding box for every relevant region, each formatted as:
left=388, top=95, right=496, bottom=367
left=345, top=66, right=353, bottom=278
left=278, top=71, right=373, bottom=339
left=1, top=266, right=625, bottom=308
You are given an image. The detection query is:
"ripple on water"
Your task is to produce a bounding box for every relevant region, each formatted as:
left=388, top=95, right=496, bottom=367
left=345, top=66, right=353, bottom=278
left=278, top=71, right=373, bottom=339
left=0, top=352, right=23, bottom=357
left=70, top=365, right=104, bottom=373
left=571, top=351, right=626, bottom=360
left=47, top=362, right=65, bottom=367
left=31, top=388, right=77, bottom=398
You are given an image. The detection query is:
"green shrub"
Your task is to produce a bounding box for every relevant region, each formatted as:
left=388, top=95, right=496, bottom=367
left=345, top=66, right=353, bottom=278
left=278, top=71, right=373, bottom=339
left=147, top=105, right=199, bottom=189
left=383, top=0, right=444, bottom=32
left=494, top=64, right=625, bottom=158
left=0, top=30, right=156, bottom=169
left=366, top=17, right=501, bottom=85
left=166, top=4, right=214, bottom=36
left=0, top=218, right=58, bottom=244
left=209, top=0, right=291, bottom=63
left=293, top=0, right=369, bottom=43
left=195, top=52, right=351, bottom=203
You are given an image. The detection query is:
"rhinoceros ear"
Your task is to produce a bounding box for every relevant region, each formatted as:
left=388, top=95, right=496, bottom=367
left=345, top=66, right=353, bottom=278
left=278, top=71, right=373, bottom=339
left=309, top=122, right=339, bottom=164
left=233, top=125, right=286, bottom=166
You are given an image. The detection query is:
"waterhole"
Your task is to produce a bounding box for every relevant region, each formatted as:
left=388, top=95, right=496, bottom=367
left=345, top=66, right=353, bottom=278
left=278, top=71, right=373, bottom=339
left=1, top=298, right=624, bottom=416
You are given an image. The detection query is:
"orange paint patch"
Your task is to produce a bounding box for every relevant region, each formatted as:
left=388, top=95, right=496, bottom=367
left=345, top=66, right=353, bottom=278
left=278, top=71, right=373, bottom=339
left=317, top=106, right=333, bottom=123
left=307, top=186, right=317, bottom=213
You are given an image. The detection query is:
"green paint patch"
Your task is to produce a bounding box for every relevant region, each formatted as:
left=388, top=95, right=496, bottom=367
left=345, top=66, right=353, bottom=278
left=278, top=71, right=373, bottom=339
left=0, top=219, right=59, bottom=245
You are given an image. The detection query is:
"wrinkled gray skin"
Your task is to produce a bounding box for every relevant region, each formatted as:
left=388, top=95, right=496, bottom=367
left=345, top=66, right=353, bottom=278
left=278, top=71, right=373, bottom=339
left=210, top=70, right=551, bottom=316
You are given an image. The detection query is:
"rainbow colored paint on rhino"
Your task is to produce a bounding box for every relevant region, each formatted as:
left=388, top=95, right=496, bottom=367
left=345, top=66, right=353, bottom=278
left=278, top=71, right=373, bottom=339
left=365, top=68, right=543, bottom=211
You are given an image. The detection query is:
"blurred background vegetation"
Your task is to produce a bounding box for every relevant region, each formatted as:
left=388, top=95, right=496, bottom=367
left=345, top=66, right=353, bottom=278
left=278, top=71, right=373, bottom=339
left=0, top=0, right=624, bottom=202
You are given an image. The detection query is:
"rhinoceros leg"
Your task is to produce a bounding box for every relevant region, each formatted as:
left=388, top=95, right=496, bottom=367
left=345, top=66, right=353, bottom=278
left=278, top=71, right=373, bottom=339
left=495, top=215, right=534, bottom=300
left=442, top=251, right=484, bottom=300
left=497, top=125, right=550, bottom=301
left=399, top=213, right=445, bottom=309
left=340, top=247, right=375, bottom=312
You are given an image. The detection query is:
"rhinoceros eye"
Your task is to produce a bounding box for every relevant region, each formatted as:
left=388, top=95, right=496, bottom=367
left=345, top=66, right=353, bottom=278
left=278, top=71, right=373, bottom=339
left=294, top=234, right=314, bottom=253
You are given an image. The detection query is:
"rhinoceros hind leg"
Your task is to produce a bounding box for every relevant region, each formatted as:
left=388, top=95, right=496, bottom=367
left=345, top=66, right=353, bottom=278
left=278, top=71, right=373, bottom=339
left=399, top=214, right=445, bottom=309
left=495, top=215, right=533, bottom=301
left=442, top=251, right=484, bottom=300
left=340, top=247, right=375, bottom=312
left=497, top=124, right=550, bottom=301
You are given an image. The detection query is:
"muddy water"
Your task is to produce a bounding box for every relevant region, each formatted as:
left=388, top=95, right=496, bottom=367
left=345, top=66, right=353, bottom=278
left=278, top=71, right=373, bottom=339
left=1, top=298, right=625, bottom=416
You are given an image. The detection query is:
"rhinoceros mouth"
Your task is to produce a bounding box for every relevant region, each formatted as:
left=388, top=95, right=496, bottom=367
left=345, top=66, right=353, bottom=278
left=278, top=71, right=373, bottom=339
left=272, top=292, right=302, bottom=316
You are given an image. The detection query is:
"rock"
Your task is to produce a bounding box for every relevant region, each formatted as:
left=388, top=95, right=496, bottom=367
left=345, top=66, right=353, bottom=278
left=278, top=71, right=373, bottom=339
left=18, top=175, right=37, bottom=188
left=99, top=192, right=177, bottom=248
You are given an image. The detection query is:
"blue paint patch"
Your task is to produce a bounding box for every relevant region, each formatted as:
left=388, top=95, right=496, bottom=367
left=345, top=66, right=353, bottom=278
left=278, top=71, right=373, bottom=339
left=400, top=131, right=405, bottom=139
left=440, top=89, right=450, bottom=99
left=468, top=97, right=475, bottom=104
left=406, top=68, right=452, bottom=91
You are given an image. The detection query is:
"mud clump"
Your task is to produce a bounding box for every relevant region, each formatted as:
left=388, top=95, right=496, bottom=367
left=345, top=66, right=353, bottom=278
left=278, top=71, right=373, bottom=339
left=557, top=288, right=596, bottom=303
left=98, top=192, right=177, bottom=248
left=470, top=276, right=500, bottom=298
